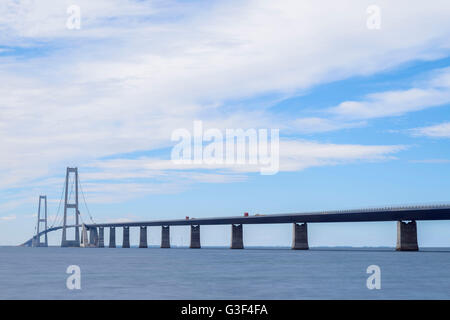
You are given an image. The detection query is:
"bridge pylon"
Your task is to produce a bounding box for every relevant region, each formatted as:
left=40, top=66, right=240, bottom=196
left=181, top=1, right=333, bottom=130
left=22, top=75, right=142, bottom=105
left=33, top=195, right=48, bottom=247
left=61, top=167, right=81, bottom=247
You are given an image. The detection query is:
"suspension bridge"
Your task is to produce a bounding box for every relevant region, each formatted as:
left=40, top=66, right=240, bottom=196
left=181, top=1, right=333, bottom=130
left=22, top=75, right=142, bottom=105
left=21, top=167, right=450, bottom=251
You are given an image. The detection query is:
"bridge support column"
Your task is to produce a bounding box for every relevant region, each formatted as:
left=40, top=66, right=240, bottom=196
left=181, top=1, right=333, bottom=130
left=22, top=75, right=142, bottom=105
left=122, top=226, right=130, bottom=248
left=161, top=226, right=170, bottom=248
left=89, top=227, right=98, bottom=247
left=139, top=226, right=148, bottom=248
left=32, top=236, right=37, bottom=247
left=231, top=224, right=244, bottom=249
left=292, top=223, right=309, bottom=250
left=98, top=227, right=104, bottom=248
left=396, top=220, right=419, bottom=251
left=109, top=227, right=116, bottom=248
left=80, top=224, right=89, bottom=247
left=190, top=225, right=201, bottom=248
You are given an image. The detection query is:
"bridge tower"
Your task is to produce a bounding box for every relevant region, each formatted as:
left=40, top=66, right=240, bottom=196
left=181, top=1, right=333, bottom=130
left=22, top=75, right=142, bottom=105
left=33, top=195, right=48, bottom=247
left=61, top=167, right=81, bottom=247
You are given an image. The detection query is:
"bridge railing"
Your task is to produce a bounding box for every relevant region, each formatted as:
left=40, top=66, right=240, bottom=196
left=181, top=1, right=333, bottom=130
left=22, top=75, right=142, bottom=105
left=316, top=203, right=450, bottom=215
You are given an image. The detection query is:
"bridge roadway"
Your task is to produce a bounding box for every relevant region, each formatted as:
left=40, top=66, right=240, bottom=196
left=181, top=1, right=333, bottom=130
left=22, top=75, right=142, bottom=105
left=22, top=204, right=450, bottom=250
left=84, top=205, right=450, bottom=228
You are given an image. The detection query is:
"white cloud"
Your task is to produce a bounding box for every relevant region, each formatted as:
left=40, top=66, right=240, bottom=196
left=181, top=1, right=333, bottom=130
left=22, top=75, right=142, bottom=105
left=277, top=140, right=405, bottom=171
left=287, top=67, right=450, bottom=133
left=0, top=215, right=16, bottom=221
left=0, top=0, right=448, bottom=199
left=411, top=122, right=450, bottom=138
left=291, top=117, right=367, bottom=133
left=73, top=139, right=404, bottom=203
left=85, top=140, right=404, bottom=174
left=329, top=68, right=450, bottom=120
left=104, top=213, right=140, bottom=223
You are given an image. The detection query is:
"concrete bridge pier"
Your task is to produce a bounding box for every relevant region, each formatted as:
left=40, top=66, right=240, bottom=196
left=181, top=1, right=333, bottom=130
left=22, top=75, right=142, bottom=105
left=292, top=223, right=309, bottom=250
left=161, top=226, right=170, bottom=248
left=231, top=224, right=244, bottom=249
left=123, top=226, right=130, bottom=248
left=80, top=224, right=89, bottom=247
left=190, top=225, right=201, bottom=248
left=396, top=220, right=419, bottom=251
left=98, top=227, right=104, bottom=248
left=139, top=226, right=148, bottom=248
left=109, top=227, right=116, bottom=248
left=89, top=227, right=98, bottom=247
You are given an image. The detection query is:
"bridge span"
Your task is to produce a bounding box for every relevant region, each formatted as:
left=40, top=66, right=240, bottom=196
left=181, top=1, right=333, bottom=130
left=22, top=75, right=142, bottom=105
left=88, top=205, right=450, bottom=227
left=23, top=203, right=450, bottom=251
left=22, top=167, right=450, bottom=251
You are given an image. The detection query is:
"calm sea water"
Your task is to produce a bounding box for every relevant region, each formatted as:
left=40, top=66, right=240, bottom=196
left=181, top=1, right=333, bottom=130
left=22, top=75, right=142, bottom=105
left=0, top=246, right=449, bottom=300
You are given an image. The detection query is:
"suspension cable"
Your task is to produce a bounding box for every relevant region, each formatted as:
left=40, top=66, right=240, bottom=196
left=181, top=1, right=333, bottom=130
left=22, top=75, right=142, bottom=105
left=78, top=174, right=95, bottom=224
left=50, top=176, right=66, bottom=228
left=57, top=175, right=75, bottom=227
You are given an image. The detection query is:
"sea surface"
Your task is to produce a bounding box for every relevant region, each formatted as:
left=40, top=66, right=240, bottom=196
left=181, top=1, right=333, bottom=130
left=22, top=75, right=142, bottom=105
left=0, top=246, right=449, bottom=300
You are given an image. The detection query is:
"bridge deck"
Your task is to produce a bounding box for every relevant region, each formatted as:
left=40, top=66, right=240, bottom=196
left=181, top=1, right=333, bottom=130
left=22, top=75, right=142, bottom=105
left=21, top=205, right=450, bottom=246
left=86, top=205, right=450, bottom=228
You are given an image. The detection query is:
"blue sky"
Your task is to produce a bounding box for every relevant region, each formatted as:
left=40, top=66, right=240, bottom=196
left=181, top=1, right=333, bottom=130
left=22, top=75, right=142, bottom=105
left=1, top=0, right=450, bottom=246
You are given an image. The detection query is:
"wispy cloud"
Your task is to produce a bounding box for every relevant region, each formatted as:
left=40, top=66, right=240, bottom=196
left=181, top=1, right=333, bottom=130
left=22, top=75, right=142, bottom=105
left=0, top=215, right=16, bottom=222
left=411, top=122, right=450, bottom=138
left=409, top=159, right=450, bottom=164
left=0, top=0, right=448, bottom=203
left=329, top=67, right=450, bottom=120
left=290, top=117, right=367, bottom=134
left=44, top=139, right=403, bottom=203
left=85, top=140, right=405, bottom=174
